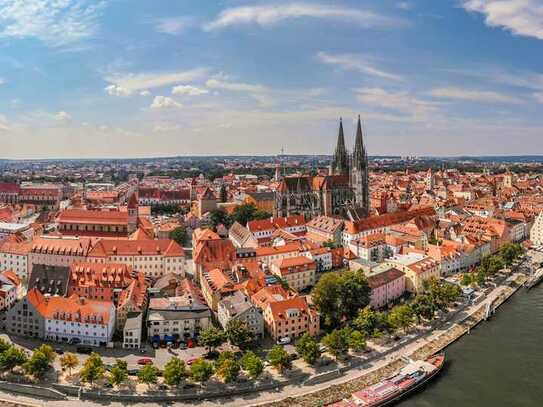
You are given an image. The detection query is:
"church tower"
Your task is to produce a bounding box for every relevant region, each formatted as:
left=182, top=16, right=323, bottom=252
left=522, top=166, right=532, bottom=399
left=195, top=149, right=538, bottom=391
left=331, top=118, right=349, bottom=176
left=351, top=115, right=369, bottom=216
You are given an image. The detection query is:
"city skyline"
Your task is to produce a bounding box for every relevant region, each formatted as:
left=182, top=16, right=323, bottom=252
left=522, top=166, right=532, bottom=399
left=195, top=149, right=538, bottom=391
left=1, top=0, right=543, bottom=159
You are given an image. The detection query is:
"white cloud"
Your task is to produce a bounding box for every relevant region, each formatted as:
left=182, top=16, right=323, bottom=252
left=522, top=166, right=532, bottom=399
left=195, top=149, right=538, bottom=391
left=205, top=78, right=268, bottom=93
left=172, top=85, right=209, bottom=96
left=355, top=87, right=437, bottom=119
left=0, top=114, right=9, bottom=131
left=397, top=2, right=413, bottom=10
left=140, top=90, right=151, bottom=97
left=150, top=96, right=182, bottom=109
left=534, top=92, right=543, bottom=103
left=0, top=78, right=5, bottom=85
left=105, top=84, right=133, bottom=97
left=104, top=68, right=208, bottom=93
left=461, top=0, right=543, bottom=40
left=430, top=87, right=524, bottom=104
left=54, top=111, right=72, bottom=122
left=0, top=0, right=106, bottom=47
left=204, top=3, right=402, bottom=31
left=317, top=51, right=402, bottom=81
left=156, top=17, right=193, bottom=34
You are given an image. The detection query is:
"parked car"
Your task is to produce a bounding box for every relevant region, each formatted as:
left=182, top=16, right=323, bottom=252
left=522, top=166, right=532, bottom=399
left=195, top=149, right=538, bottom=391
left=137, top=358, right=153, bottom=366
left=185, top=357, right=199, bottom=365
left=178, top=342, right=187, bottom=350
left=76, top=346, right=92, bottom=354
left=187, top=339, right=195, bottom=348
left=54, top=348, right=64, bottom=355
left=277, top=337, right=291, bottom=345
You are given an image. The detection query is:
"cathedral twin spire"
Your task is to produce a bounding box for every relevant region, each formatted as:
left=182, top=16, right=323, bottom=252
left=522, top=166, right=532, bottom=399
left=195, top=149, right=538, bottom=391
left=331, top=116, right=366, bottom=176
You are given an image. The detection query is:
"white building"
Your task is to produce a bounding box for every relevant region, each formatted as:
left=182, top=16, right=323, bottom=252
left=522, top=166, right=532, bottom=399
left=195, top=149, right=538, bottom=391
left=0, top=240, right=31, bottom=281
left=41, top=295, right=116, bottom=347
left=530, top=212, right=543, bottom=246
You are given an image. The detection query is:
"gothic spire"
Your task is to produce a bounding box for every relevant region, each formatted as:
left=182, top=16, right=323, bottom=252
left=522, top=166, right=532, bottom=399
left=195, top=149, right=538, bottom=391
left=331, top=118, right=349, bottom=176
left=353, top=115, right=366, bottom=168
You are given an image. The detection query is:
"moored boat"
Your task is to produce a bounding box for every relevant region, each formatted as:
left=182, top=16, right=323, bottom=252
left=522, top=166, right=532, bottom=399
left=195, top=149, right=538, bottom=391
left=328, top=353, right=445, bottom=407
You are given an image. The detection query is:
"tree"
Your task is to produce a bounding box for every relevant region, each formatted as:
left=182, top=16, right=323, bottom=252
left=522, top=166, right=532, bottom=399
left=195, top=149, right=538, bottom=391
left=209, top=209, right=232, bottom=230
left=216, top=357, right=240, bottom=383
left=460, top=273, right=473, bottom=286
left=267, top=345, right=291, bottom=373
left=347, top=330, right=366, bottom=352
left=322, top=329, right=350, bottom=360
left=199, top=326, right=226, bottom=354
left=338, top=270, right=371, bottom=321
left=387, top=305, right=415, bottom=334
left=311, top=270, right=371, bottom=328
left=295, top=333, right=321, bottom=365
left=60, top=353, right=79, bottom=376
left=232, top=204, right=258, bottom=226
left=79, top=353, right=105, bottom=384
left=108, top=360, right=128, bottom=386
left=190, top=359, right=214, bottom=383
left=137, top=364, right=159, bottom=385
left=311, top=272, right=341, bottom=327
left=225, top=319, right=254, bottom=349
left=475, top=270, right=486, bottom=286
left=170, top=226, right=188, bottom=247
left=501, top=243, right=523, bottom=267
left=24, top=349, right=51, bottom=378
left=0, top=346, right=27, bottom=371
left=163, top=357, right=187, bottom=387
left=353, top=307, right=390, bottom=337
left=240, top=351, right=264, bottom=379
left=0, top=338, right=11, bottom=354
left=411, top=294, right=437, bottom=321
left=36, top=344, right=56, bottom=364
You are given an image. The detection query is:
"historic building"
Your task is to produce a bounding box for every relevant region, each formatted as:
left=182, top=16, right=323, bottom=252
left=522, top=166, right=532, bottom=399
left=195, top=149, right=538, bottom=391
left=275, top=116, right=370, bottom=219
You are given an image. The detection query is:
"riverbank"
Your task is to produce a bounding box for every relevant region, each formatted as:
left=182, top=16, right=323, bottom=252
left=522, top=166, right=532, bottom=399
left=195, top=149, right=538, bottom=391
left=259, top=272, right=527, bottom=407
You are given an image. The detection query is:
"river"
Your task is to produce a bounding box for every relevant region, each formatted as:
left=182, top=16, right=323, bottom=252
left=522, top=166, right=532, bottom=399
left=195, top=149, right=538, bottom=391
left=399, top=283, right=543, bottom=407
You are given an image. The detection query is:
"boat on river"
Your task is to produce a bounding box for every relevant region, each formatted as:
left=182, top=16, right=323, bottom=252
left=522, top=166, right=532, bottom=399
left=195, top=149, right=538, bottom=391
left=525, top=268, right=543, bottom=289
left=328, top=353, right=445, bottom=407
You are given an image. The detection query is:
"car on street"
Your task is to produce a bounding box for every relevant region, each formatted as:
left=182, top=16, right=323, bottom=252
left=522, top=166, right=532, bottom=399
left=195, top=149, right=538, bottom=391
left=76, top=346, right=92, bottom=354
left=277, top=337, right=291, bottom=345
left=185, top=357, right=199, bottom=365
left=137, top=358, right=153, bottom=365
left=54, top=348, right=64, bottom=355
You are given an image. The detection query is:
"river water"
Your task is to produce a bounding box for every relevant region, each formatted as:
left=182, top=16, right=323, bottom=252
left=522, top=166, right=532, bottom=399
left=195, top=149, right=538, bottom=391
left=399, top=284, right=543, bottom=407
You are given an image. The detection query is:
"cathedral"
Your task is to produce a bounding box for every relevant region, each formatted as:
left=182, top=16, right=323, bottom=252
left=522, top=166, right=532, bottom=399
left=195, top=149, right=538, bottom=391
left=275, top=116, right=370, bottom=220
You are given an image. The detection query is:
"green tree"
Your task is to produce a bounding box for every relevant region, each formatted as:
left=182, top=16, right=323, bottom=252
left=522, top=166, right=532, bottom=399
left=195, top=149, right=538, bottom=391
left=209, top=209, right=232, bottom=230
left=199, top=326, right=226, bottom=354
left=216, top=357, right=240, bottom=383
left=501, top=243, right=523, bottom=267
left=353, top=307, right=390, bottom=337
left=169, top=226, right=188, bottom=246
left=295, top=333, right=321, bottom=365
left=267, top=345, right=291, bottom=373
left=387, top=305, right=415, bottom=334
left=225, top=319, right=254, bottom=349
left=24, top=349, right=52, bottom=378
left=108, top=360, right=128, bottom=386
left=163, top=357, right=187, bottom=387
left=311, top=272, right=341, bottom=327
left=347, top=330, right=366, bottom=352
left=79, top=353, right=105, bottom=384
left=36, top=344, right=56, bottom=364
left=460, top=273, right=473, bottom=286
left=232, top=204, right=258, bottom=226
left=0, top=338, right=11, bottom=353
left=322, top=329, right=350, bottom=360
left=476, top=270, right=486, bottom=286
left=411, top=294, right=437, bottom=321
left=60, top=353, right=79, bottom=376
left=311, top=270, right=371, bottom=328
left=0, top=346, right=28, bottom=371
left=240, top=351, right=264, bottom=379
left=190, top=359, right=214, bottom=383
left=137, top=364, right=159, bottom=385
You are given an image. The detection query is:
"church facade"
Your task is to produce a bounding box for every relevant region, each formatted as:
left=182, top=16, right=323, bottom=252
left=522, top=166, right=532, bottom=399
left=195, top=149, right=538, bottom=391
left=275, top=116, right=370, bottom=219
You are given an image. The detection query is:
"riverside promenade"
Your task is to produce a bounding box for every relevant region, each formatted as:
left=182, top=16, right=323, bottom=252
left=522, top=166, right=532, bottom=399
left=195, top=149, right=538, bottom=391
left=0, top=272, right=527, bottom=407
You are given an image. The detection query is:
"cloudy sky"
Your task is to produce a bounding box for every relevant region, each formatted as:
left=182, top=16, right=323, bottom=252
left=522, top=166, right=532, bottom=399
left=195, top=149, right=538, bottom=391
left=0, top=0, right=542, bottom=159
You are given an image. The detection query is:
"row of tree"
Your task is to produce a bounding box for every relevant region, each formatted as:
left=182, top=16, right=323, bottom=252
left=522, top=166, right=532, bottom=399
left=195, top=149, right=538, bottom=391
left=209, top=203, right=272, bottom=229
left=0, top=339, right=56, bottom=378
left=461, top=243, right=523, bottom=287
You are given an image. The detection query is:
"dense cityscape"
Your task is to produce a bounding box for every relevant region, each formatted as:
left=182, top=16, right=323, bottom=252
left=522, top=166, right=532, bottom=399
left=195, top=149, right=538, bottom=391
left=0, top=115, right=542, bottom=406
left=1, top=0, right=543, bottom=406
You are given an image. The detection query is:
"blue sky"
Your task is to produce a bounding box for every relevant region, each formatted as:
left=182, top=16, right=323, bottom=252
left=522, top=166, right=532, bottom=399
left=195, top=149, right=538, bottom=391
left=0, top=0, right=542, bottom=159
